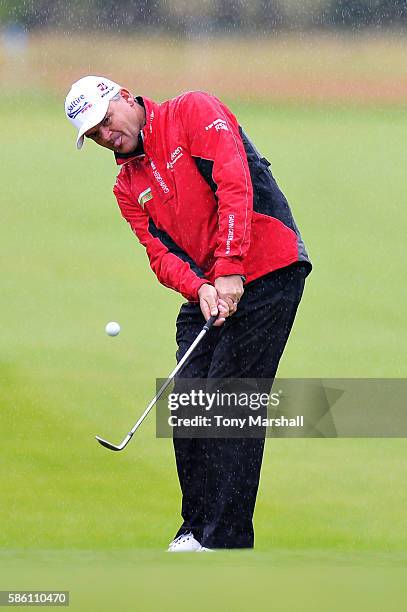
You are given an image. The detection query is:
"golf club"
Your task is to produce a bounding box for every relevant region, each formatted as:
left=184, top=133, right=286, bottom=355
left=95, top=314, right=218, bottom=451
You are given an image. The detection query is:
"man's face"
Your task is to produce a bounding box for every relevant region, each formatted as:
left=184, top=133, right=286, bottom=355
left=85, top=89, right=145, bottom=154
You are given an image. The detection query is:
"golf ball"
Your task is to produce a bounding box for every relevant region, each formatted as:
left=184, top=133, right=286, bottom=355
left=105, top=321, right=121, bottom=337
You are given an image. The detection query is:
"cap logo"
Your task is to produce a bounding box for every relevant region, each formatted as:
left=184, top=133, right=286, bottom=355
left=97, top=82, right=116, bottom=98
left=66, top=94, right=86, bottom=117
left=67, top=99, right=92, bottom=119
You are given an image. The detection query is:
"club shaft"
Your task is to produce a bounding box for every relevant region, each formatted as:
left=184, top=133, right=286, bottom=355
left=128, top=322, right=213, bottom=434
left=96, top=315, right=217, bottom=450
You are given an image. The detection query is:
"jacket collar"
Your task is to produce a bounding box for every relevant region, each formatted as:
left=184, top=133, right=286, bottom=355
left=114, top=96, right=157, bottom=166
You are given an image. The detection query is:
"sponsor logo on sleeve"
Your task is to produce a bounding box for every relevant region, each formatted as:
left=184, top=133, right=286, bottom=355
left=205, top=118, right=228, bottom=132
left=225, top=214, right=235, bottom=255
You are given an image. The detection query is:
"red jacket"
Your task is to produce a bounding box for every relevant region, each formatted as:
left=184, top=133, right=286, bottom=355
left=113, top=91, right=310, bottom=302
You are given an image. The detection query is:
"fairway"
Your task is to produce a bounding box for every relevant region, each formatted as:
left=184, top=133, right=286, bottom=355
left=1, top=549, right=407, bottom=611
left=1, top=94, right=407, bottom=609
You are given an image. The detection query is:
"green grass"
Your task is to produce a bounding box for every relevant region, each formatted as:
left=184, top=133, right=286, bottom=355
left=1, top=550, right=407, bottom=612
left=1, top=94, right=406, bottom=610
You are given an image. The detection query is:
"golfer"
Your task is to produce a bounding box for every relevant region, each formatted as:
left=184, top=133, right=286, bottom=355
left=65, top=76, right=311, bottom=551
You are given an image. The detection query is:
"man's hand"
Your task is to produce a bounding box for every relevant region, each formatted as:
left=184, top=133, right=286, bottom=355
left=214, top=275, right=244, bottom=316
left=198, top=284, right=229, bottom=327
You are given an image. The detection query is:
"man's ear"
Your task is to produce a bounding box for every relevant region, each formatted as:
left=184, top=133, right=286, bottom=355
left=119, top=89, right=134, bottom=105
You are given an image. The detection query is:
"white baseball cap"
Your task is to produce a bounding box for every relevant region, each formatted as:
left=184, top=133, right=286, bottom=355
left=65, top=76, right=122, bottom=149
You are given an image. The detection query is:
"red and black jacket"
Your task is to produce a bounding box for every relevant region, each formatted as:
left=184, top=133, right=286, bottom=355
left=113, top=91, right=311, bottom=302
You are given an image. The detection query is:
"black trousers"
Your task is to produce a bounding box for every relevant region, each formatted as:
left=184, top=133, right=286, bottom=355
left=173, top=262, right=309, bottom=548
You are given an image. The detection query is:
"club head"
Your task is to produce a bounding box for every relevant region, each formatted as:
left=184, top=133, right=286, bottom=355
left=95, top=435, right=123, bottom=451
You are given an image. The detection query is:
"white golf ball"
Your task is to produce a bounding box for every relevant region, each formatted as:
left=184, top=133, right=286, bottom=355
left=105, top=321, right=121, bottom=337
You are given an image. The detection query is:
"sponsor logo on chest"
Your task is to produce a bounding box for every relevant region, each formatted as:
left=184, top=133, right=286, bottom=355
left=166, top=146, right=183, bottom=170
left=150, top=159, right=170, bottom=194
left=138, top=187, right=153, bottom=209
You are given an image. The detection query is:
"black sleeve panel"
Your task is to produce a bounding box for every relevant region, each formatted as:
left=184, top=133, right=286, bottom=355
left=193, top=157, right=218, bottom=196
